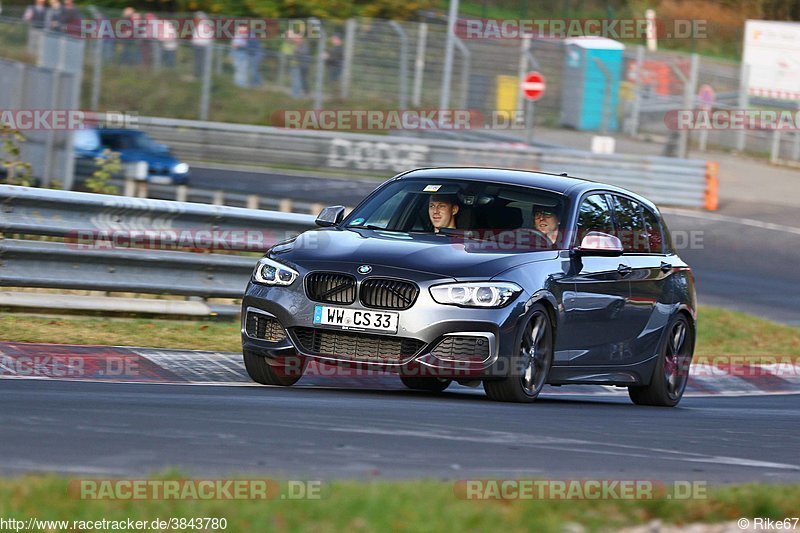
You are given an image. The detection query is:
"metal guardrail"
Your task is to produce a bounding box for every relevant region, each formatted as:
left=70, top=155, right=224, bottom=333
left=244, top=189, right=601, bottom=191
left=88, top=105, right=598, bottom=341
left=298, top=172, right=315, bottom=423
left=136, top=116, right=713, bottom=208
left=0, top=185, right=315, bottom=238
left=0, top=185, right=317, bottom=302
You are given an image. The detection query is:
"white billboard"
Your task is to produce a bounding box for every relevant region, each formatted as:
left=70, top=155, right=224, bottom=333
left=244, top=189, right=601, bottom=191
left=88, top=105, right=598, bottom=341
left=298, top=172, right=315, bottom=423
left=742, top=20, right=800, bottom=101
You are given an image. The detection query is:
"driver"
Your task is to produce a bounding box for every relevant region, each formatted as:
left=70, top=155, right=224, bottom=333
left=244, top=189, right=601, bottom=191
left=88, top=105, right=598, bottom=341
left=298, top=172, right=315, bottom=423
left=428, top=194, right=460, bottom=233
left=533, top=207, right=560, bottom=245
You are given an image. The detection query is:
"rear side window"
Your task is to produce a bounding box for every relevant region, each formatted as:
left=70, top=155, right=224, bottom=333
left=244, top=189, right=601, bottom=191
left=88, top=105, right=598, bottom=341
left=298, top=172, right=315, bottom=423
left=641, top=206, right=665, bottom=254
left=611, top=195, right=649, bottom=253
left=576, top=194, right=614, bottom=242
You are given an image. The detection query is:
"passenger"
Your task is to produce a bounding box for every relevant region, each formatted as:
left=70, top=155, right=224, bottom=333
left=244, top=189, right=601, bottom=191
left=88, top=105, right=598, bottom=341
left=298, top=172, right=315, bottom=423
left=428, top=194, right=459, bottom=233
left=533, top=207, right=560, bottom=245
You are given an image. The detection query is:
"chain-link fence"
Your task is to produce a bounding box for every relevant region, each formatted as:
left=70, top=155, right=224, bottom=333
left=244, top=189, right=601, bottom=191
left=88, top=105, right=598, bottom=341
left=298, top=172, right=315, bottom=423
left=2, top=10, right=799, bottom=166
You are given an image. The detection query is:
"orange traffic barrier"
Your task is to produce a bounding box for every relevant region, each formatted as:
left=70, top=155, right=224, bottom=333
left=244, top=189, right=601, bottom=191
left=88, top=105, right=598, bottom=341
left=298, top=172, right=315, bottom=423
left=704, top=161, right=719, bottom=211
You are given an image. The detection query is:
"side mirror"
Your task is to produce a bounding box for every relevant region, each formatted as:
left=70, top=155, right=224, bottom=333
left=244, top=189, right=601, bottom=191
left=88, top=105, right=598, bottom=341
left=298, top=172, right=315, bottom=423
left=315, top=205, right=345, bottom=227
left=573, top=231, right=624, bottom=257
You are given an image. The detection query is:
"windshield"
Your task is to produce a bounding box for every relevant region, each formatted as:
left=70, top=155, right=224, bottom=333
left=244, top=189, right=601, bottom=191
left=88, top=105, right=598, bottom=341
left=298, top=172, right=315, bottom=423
left=99, top=131, right=160, bottom=152
left=344, top=178, right=568, bottom=251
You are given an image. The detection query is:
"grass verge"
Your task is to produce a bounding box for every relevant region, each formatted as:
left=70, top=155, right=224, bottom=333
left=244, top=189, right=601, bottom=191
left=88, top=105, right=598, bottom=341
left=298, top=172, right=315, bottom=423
left=0, top=475, right=798, bottom=532
left=0, top=305, right=798, bottom=357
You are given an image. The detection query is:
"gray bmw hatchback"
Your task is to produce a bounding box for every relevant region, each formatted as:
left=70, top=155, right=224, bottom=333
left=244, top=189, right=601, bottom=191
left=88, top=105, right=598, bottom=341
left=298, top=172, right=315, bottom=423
left=241, top=168, right=697, bottom=406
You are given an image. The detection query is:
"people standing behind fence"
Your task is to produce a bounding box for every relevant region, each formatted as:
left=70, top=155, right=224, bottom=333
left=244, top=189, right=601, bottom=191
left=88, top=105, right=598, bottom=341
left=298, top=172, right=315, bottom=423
left=119, top=7, right=140, bottom=64
left=326, top=34, right=343, bottom=83
left=23, top=0, right=48, bottom=55
left=192, top=11, right=213, bottom=80
left=230, top=24, right=249, bottom=88
left=58, top=0, right=81, bottom=34
left=140, top=12, right=160, bottom=67
left=283, top=32, right=310, bottom=98
left=44, top=0, right=62, bottom=32
left=159, top=18, right=178, bottom=68
left=23, top=0, right=48, bottom=29
left=246, top=31, right=264, bottom=88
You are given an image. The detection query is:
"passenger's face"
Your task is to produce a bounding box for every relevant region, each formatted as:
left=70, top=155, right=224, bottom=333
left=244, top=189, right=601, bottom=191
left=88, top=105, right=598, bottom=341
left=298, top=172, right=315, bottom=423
left=534, top=210, right=559, bottom=234
left=429, top=201, right=458, bottom=230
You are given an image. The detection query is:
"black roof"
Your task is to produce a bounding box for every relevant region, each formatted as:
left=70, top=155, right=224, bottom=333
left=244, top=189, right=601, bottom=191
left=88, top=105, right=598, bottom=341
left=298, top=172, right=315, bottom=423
left=397, top=167, right=658, bottom=211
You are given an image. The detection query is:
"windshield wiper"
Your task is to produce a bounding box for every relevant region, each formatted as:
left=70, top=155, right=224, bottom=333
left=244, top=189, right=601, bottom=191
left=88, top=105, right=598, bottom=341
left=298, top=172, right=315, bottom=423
left=350, top=224, right=403, bottom=232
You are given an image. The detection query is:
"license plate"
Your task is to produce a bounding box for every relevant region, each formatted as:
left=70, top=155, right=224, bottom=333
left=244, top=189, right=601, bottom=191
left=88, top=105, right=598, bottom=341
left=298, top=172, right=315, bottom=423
left=149, top=175, right=173, bottom=184
left=313, top=305, right=398, bottom=334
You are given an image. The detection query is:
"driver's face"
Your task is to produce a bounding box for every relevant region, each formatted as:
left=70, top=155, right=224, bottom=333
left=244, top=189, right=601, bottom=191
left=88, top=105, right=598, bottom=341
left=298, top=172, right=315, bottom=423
left=429, top=201, right=458, bottom=230
left=534, top=210, right=559, bottom=234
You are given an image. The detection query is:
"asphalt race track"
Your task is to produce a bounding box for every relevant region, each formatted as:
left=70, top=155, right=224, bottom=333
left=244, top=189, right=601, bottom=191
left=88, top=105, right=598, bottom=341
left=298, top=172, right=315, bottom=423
left=191, top=165, right=800, bottom=325
left=2, top=377, right=799, bottom=482
left=1, top=344, right=799, bottom=482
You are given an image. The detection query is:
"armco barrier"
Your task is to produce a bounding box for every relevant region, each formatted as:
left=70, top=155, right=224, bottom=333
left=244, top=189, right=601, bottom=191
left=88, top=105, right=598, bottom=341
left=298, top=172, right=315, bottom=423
left=136, top=116, right=712, bottom=209
left=0, top=185, right=316, bottom=305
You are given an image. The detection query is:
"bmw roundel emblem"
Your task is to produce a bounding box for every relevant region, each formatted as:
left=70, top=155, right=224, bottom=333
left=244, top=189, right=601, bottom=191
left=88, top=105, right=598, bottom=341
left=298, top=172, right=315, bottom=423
left=357, top=265, right=372, bottom=275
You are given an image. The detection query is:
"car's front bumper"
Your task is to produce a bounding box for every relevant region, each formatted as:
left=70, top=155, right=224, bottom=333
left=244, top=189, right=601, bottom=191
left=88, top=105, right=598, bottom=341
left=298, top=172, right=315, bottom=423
left=241, top=278, right=528, bottom=380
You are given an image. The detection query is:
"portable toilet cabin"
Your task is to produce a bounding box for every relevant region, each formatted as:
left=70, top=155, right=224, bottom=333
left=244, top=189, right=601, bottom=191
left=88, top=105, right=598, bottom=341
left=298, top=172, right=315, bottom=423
left=559, top=37, right=625, bottom=131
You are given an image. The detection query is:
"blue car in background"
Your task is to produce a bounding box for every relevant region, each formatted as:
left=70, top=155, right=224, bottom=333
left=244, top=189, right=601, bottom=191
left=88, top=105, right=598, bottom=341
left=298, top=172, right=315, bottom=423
left=73, top=128, right=190, bottom=185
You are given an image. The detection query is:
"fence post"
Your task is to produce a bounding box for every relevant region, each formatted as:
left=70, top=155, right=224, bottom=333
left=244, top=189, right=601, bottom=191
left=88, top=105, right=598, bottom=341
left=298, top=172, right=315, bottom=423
left=516, top=36, right=530, bottom=113
left=214, top=43, right=224, bottom=75
left=412, top=22, right=427, bottom=107
left=677, top=53, right=699, bottom=159
left=90, top=39, right=103, bottom=110
left=439, top=0, right=460, bottom=112
left=199, top=43, right=213, bottom=121
left=627, top=45, right=645, bottom=136
left=770, top=130, right=782, bottom=164
left=42, top=71, right=62, bottom=188
left=735, top=63, right=750, bottom=153
left=340, top=19, right=356, bottom=99
left=313, top=21, right=326, bottom=111
left=792, top=102, right=800, bottom=162
left=388, top=21, right=409, bottom=110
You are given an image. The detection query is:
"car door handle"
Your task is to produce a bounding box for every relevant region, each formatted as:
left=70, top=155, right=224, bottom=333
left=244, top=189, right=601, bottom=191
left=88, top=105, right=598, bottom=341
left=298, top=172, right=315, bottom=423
left=617, top=264, right=632, bottom=276
left=660, top=261, right=672, bottom=273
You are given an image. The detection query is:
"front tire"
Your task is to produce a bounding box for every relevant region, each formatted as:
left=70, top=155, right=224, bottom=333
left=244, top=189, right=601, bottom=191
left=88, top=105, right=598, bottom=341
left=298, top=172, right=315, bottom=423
left=400, top=376, right=452, bottom=392
left=243, top=351, right=306, bottom=386
left=628, top=314, right=695, bottom=407
left=484, top=305, right=553, bottom=403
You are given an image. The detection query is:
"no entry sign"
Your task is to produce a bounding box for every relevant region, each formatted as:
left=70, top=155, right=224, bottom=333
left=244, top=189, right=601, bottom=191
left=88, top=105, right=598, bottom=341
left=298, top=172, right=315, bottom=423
left=521, top=72, right=546, bottom=101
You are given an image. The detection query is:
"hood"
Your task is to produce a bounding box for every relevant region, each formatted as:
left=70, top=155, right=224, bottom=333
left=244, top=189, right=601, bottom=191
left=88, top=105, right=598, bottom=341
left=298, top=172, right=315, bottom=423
left=270, top=227, right=558, bottom=279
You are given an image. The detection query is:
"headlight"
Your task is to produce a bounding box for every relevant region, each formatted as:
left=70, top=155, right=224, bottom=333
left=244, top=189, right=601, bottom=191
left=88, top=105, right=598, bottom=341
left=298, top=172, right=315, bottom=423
left=252, top=257, right=298, bottom=286
left=429, top=282, right=522, bottom=308
left=172, top=163, right=189, bottom=174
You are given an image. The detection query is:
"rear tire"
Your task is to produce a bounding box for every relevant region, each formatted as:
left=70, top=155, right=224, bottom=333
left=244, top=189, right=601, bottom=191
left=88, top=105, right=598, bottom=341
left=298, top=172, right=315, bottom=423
left=243, top=351, right=305, bottom=386
left=483, top=305, right=553, bottom=403
left=628, top=314, right=694, bottom=407
left=400, top=375, right=452, bottom=392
